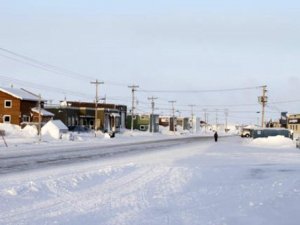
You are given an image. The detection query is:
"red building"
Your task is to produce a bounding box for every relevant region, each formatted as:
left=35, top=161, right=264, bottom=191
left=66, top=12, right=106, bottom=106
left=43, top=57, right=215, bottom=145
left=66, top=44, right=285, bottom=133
left=0, top=87, right=53, bottom=126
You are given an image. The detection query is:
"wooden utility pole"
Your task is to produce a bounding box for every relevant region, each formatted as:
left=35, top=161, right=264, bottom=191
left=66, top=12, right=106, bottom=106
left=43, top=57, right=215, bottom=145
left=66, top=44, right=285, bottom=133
left=148, top=96, right=158, bottom=133
left=224, top=109, right=229, bottom=131
left=188, top=104, right=195, bottom=133
left=128, top=85, right=139, bottom=133
left=38, top=94, right=42, bottom=142
left=203, top=108, right=207, bottom=133
left=168, top=100, right=176, bottom=134
left=215, top=109, right=218, bottom=131
left=259, top=85, right=268, bottom=128
left=91, top=79, right=104, bottom=137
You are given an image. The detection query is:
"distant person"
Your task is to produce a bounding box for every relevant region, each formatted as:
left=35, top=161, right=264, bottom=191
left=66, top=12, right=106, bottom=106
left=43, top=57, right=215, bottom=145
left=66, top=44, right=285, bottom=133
left=214, top=131, right=218, bottom=142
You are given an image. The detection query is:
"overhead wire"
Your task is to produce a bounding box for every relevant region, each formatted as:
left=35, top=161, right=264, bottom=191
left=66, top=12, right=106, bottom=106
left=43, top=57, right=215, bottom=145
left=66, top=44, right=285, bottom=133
left=138, top=85, right=263, bottom=93
left=0, top=47, right=129, bottom=87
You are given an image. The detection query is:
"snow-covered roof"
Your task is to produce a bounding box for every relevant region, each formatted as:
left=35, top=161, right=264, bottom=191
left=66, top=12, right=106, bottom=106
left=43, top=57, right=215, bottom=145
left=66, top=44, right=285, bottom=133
left=0, top=87, right=40, bottom=101
left=31, top=108, right=54, bottom=117
left=42, top=120, right=68, bottom=131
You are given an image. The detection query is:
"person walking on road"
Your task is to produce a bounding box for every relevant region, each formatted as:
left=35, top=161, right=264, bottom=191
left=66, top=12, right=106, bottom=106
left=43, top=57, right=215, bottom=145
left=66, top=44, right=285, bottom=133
left=214, top=131, right=218, bottom=142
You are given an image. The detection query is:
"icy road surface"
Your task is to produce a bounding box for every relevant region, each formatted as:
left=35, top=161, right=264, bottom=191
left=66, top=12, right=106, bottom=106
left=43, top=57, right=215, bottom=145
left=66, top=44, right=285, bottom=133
left=1, top=136, right=300, bottom=225
left=0, top=136, right=211, bottom=175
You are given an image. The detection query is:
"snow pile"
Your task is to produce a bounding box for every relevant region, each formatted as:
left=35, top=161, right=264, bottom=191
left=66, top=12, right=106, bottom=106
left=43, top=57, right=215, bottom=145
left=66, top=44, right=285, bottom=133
left=0, top=123, right=37, bottom=137
left=159, top=125, right=178, bottom=135
left=247, top=136, right=295, bottom=148
left=0, top=123, right=21, bottom=136
left=41, top=120, right=69, bottom=139
left=22, top=125, right=38, bottom=138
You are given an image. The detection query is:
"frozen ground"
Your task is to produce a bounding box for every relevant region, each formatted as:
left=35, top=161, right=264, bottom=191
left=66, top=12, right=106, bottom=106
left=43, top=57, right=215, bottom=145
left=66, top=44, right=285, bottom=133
left=0, top=134, right=299, bottom=225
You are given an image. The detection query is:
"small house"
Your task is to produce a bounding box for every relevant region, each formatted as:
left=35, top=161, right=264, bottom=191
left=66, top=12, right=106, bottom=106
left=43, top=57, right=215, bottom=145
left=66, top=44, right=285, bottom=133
left=126, top=114, right=150, bottom=131
left=0, top=87, right=53, bottom=126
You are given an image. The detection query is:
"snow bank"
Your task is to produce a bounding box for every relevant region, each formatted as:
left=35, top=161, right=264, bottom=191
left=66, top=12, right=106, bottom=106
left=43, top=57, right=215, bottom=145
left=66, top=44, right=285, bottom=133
left=0, top=123, right=21, bottom=136
left=247, top=136, right=295, bottom=148
left=22, top=125, right=38, bottom=138
left=41, top=120, right=68, bottom=139
left=0, top=123, right=37, bottom=137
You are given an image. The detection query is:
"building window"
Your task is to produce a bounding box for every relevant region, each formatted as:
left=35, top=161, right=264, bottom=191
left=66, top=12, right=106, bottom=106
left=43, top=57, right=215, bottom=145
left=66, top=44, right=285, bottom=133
left=22, top=115, right=30, bottom=122
left=140, top=125, right=147, bottom=131
left=3, top=115, right=11, bottom=123
left=4, top=100, right=12, bottom=108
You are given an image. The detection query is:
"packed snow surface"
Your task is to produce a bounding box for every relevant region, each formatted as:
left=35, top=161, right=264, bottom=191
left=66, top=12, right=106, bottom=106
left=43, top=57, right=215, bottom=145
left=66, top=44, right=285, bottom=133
left=0, top=133, right=300, bottom=225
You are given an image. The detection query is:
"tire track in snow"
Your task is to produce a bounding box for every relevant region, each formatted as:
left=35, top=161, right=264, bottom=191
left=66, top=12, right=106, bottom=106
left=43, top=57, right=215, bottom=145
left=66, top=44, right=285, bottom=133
left=0, top=166, right=173, bottom=224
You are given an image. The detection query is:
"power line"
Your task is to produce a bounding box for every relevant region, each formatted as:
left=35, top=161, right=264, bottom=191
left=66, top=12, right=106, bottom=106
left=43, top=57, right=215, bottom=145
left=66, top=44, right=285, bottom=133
left=0, top=74, right=93, bottom=99
left=0, top=47, right=129, bottom=88
left=138, top=86, right=263, bottom=93
left=0, top=48, right=95, bottom=81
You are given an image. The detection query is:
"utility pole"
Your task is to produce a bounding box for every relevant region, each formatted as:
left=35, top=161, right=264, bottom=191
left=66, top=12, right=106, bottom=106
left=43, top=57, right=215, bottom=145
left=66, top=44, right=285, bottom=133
left=215, top=109, right=218, bottom=131
left=224, top=109, right=228, bottom=132
left=258, top=85, right=268, bottom=128
left=168, top=100, right=176, bottom=134
left=38, top=94, right=42, bottom=142
left=91, top=79, right=104, bottom=137
left=128, top=85, right=139, bottom=133
left=148, top=96, right=158, bottom=133
left=188, top=104, right=195, bottom=133
left=203, top=108, right=207, bottom=133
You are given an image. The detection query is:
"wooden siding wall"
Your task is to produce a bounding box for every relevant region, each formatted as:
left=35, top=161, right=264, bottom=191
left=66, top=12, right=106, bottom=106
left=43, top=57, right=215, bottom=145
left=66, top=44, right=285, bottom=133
left=20, top=101, right=38, bottom=122
left=0, top=91, right=21, bottom=124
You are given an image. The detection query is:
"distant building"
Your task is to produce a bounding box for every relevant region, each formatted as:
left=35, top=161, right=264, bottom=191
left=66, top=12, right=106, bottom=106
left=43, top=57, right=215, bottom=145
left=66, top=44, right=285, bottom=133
left=287, top=114, right=300, bottom=137
left=0, top=87, right=53, bottom=126
left=159, top=116, right=178, bottom=131
left=46, top=101, right=126, bottom=133
left=176, top=117, right=190, bottom=130
left=126, top=114, right=150, bottom=131
left=159, top=116, right=169, bottom=127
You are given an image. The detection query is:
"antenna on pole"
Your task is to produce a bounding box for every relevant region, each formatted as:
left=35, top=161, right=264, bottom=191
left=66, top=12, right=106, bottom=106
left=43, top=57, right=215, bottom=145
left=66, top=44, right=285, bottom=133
left=128, top=84, right=139, bottom=134
left=91, top=79, right=104, bottom=137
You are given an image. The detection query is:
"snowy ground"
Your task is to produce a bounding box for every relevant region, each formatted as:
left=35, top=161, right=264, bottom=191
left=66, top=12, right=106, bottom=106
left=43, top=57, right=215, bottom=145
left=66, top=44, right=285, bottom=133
left=0, top=134, right=300, bottom=225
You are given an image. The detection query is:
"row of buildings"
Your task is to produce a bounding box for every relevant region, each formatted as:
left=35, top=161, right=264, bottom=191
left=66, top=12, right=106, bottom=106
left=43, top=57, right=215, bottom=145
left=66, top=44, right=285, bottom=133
left=2, top=86, right=299, bottom=136
left=0, top=87, right=194, bottom=133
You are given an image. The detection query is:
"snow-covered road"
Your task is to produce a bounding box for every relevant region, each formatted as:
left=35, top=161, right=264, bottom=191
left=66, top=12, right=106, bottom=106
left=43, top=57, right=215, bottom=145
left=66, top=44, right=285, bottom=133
left=0, top=136, right=212, bottom=175
left=1, top=136, right=300, bottom=225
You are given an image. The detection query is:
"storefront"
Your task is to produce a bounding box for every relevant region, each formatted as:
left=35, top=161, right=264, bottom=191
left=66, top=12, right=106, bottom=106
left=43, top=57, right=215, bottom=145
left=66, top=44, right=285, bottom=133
left=288, top=114, right=300, bottom=136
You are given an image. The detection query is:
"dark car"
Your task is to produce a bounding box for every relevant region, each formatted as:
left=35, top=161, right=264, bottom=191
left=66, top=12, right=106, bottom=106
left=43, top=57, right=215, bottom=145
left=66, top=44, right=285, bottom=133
left=68, top=125, right=91, bottom=133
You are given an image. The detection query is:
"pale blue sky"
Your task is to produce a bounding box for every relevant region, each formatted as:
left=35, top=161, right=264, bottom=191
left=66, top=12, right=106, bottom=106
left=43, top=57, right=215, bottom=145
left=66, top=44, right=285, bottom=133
left=1, top=0, right=300, bottom=124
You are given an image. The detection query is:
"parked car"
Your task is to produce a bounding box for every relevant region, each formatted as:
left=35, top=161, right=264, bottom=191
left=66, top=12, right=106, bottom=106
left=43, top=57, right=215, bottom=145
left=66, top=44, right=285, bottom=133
left=68, top=125, right=91, bottom=133
left=241, top=128, right=252, bottom=138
